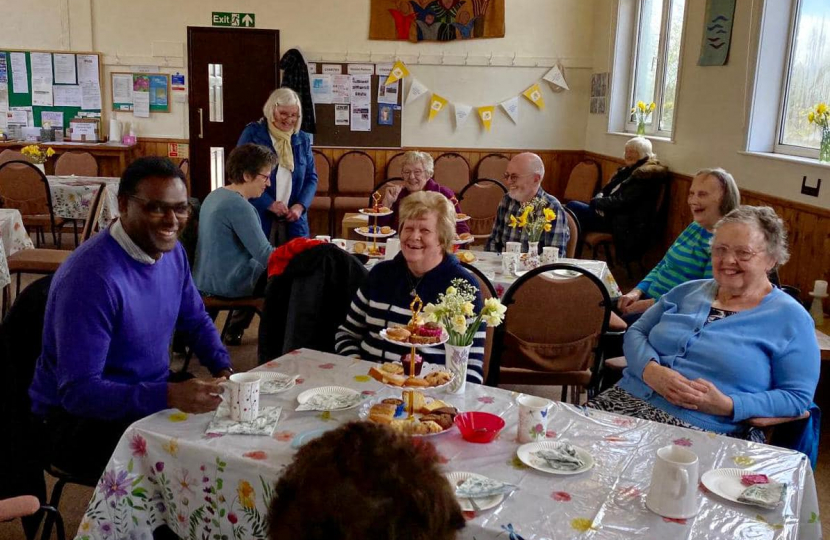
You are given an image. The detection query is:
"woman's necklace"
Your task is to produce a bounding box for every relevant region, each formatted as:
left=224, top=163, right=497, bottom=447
left=405, top=270, right=425, bottom=297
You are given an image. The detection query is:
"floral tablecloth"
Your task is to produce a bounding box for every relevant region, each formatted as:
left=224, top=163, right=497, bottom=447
left=76, top=349, right=820, bottom=540
left=0, top=208, right=34, bottom=290
left=47, top=176, right=119, bottom=229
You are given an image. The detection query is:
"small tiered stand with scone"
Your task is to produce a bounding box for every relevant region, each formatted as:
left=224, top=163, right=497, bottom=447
left=356, top=191, right=396, bottom=258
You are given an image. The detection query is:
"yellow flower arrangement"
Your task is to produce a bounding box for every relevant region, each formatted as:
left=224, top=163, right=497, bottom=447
left=508, top=196, right=556, bottom=242
left=20, top=144, right=55, bottom=164
left=631, top=101, right=656, bottom=134
left=807, top=102, right=830, bottom=162
left=423, top=278, right=506, bottom=346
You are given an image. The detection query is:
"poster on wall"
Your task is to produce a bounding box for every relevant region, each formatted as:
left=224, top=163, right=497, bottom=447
left=369, top=0, right=505, bottom=42
left=589, top=73, right=608, bottom=115
left=699, top=0, right=737, bottom=66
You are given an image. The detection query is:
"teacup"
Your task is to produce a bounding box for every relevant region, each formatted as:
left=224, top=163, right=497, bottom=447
left=516, top=394, right=553, bottom=443
left=331, top=238, right=348, bottom=249
left=506, top=241, right=522, bottom=253
left=315, top=235, right=331, bottom=243
left=541, top=246, right=559, bottom=265
left=222, top=373, right=261, bottom=422
left=646, top=445, right=700, bottom=519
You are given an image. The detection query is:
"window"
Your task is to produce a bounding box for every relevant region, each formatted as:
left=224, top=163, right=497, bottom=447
left=776, top=0, right=830, bottom=159
left=625, top=0, right=686, bottom=136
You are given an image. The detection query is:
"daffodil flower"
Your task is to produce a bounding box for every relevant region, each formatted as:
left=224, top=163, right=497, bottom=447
left=809, top=111, right=815, bottom=123
left=543, top=207, right=556, bottom=222
left=509, top=215, right=518, bottom=228
left=544, top=223, right=552, bottom=232
left=649, top=102, right=656, bottom=112
left=818, top=103, right=828, bottom=116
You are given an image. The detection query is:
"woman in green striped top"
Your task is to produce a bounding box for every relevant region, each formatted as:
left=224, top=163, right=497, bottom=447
left=617, top=168, right=740, bottom=319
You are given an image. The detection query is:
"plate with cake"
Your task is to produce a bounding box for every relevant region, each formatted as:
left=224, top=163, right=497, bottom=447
left=360, top=390, right=460, bottom=437
left=368, top=358, right=454, bottom=391
left=453, top=232, right=475, bottom=245
left=455, top=213, right=471, bottom=223
left=355, top=225, right=397, bottom=238
left=380, top=322, right=449, bottom=348
left=359, top=207, right=393, bottom=217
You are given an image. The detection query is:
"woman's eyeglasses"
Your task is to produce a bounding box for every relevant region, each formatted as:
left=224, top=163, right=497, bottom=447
left=711, top=244, right=763, bottom=262
left=129, top=196, right=191, bottom=218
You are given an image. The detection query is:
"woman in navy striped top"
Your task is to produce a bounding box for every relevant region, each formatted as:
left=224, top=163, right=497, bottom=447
left=335, top=191, right=486, bottom=383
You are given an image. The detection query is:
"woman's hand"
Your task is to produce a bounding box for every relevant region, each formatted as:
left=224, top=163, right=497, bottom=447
left=691, top=379, right=734, bottom=417
left=617, top=289, right=643, bottom=311
left=286, top=204, right=304, bottom=222
left=269, top=201, right=289, bottom=217
left=642, top=361, right=708, bottom=409
left=382, top=185, right=402, bottom=208
left=622, top=298, right=655, bottom=315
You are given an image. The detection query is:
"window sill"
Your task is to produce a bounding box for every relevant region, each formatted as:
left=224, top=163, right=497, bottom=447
left=738, top=151, right=830, bottom=169
left=606, top=131, right=674, bottom=143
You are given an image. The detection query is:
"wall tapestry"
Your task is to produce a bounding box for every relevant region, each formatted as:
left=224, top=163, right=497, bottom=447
left=370, top=0, right=505, bottom=42
left=698, top=0, right=737, bottom=66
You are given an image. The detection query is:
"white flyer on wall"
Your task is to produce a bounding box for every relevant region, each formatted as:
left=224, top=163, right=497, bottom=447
left=10, top=53, right=28, bottom=94
left=350, top=75, right=371, bottom=106
left=335, top=104, right=349, bottom=125
left=347, top=64, right=374, bottom=76
left=310, top=74, right=332, bottom=104
left=77, top=55, right=99, bottom=84
left=112, top=73, right=133, bottom=106
left=53, top=54, right=77, bottom=84
left=133, top=91, right=150, bottom=118
left=54, top=85, right=82, bottom=107
left=81, top=82, right=102, bottom=110
left=32, top=78, right=53, bottom=106
left=41, top=111, right=64, bottom=127
left=350, top=104, right=371, bottom=131
left=332, top=75, right=351, bottom=104
left=0, top=85, right=9, bottom=112
left=378, top=79, right=398, bottom=104
left=30, top=53, right=53, bottom=83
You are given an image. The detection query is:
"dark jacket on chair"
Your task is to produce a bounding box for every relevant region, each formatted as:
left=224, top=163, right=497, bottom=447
left=279, top=48, right=316, bottom=134
left=258, top=244, right=367, bottom=363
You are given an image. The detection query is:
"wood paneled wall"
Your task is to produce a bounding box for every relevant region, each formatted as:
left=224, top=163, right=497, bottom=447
left=135, top=138, right=190, bottom=192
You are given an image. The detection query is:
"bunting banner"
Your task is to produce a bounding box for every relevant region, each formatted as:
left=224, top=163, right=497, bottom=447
left=543, top=64, right=569, bottom=91
left=406, top=78, right=429, bottom=104
left=385, top=60, right=410, bottom=86
left=522, top=83, right=545, bottom=110
left=500, top=96, right=520, bottom=124
left=477, top=106, right=495, bottom=131
left=454, top=103, right=473, bottom=130
left=428, top=94, right=448, bottom=121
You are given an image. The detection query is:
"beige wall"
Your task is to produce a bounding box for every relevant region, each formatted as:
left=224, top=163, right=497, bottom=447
left=585, top=0, right=830, bottom=208
left=2, top=0, right=596, bottom=149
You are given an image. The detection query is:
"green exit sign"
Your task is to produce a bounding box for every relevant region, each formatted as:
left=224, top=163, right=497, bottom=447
left=212, top=12, right=256, bottom=28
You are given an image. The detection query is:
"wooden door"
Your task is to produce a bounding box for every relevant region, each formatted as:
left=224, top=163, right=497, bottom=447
left=187, top=27, right=279, bottom=200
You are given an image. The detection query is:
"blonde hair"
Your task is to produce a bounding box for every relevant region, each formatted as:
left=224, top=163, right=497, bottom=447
left=398, top=191, right=456, bottom=253
left=401, top=151, right=434, bottom=178
left=263, top=88, right=302, bottom=134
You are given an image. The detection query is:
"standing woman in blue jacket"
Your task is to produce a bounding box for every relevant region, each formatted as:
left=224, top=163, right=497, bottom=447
left=237, top=87, right=318, bottom=241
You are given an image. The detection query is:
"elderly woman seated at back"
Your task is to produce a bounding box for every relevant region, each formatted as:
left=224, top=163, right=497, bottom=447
left=588, top=206, right=819, bottom=441
left=378, top=151, right=470, bottom=235
left=335, top=191, right=486, bottom=383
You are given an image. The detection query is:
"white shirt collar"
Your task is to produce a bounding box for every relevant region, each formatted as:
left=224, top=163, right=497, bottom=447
left=110, top=219, right=159, bottom=265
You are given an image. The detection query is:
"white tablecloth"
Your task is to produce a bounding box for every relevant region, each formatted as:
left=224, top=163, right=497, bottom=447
left=0, top=208, right=34, bottom=290
left=47, top=176, right=119, bottom=228
left=76, top=349, right=820, bottom=540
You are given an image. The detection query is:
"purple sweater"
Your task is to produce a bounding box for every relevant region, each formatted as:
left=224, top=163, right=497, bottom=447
left=378, top=179, right=470, bottom=234
left=29, top=229, right=231, bottom=421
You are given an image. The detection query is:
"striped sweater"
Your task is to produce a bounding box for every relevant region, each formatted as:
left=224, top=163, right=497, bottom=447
left=636, top=221, right=713, bottom=300
left=334, top=253, right=486, bottom=383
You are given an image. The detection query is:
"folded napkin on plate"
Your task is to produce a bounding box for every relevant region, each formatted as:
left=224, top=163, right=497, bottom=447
left=737, top=482, right=787, bottom=509
left=295, top=393, right=361, bottom=412
left=455, top=476, right=517, bottom=499
left=261, top=374, right=298, bottom=394
left=206, top=404, right=282, bottom=436
left=532, top=445, right=585, bottom=471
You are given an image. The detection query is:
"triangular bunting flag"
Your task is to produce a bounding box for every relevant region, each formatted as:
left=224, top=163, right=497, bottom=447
left=477, top=106, right=495, bottom=131
left=428, top=94, right=448, bottom=121
left=454, top=103, right=472, bottom=130
left=406, top=78, right=429, bottom=104
left=385, top=60, right=410, bottom=86
left=500, top=96, right=520, bottom=124
left=543, top=64, right=569, bottom=91
left=522, top=83, right=546, bottom=110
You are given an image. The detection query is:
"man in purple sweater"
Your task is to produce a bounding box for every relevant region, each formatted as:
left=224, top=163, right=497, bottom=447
left=29, top=157, right=233, bottom=478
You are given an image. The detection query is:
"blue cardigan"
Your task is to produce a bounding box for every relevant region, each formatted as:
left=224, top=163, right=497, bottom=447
left=237, top=119, right=318, bottom=239
left=619, top=279, right=819, bottom=434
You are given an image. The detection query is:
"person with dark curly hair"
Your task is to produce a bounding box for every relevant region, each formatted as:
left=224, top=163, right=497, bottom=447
left=268, top=422, right=465, bottom=540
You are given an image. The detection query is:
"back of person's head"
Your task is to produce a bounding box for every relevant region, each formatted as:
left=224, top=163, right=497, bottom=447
left=268, top=422, right=465, bottom=540
left=226, top=144, right=278, bottom=184
left=118, top=156, right=184, bottom=198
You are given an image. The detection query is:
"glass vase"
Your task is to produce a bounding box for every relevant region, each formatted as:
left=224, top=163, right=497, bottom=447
left=636, top=120, right=646, bottom=136
left=820, top=128, right=830, bottom=163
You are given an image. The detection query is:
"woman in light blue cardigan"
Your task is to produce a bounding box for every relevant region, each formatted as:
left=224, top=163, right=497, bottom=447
left=589, top=206, right=819, bottom=441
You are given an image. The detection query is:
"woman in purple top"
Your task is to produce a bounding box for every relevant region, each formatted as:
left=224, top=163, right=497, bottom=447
left=379, top=151, right=470, bottom=235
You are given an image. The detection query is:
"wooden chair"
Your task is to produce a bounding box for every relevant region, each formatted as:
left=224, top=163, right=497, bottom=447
left=54, top=151, right=98, bottom=177
left=385, top=151, right=406, bottom=180
left=461, top=261, right=498, bottom=384
left=563, top=159, right=601, bottom=203
left=476, top=153, right=510, bottom=181
left=458, top=179, right=506, bottom=245
left=563, top=206, right=581, bottom=259
left=0, top=150, right=25, bottom=166
left=488, top=264, right=612, bottom=404
left=332, top=150, right=375, bottom=231
left=433, top=152, right=471, bottom=194
left=309, top=150, right=333, bottom=236
left=0, top=160, right=66, bottom=248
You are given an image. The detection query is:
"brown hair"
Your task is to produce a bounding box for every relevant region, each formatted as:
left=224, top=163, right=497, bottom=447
left=226, top=143, right=277, bottom=185
left=268, top=422, right=465, bottom=540
left=398, top=191, right=456, bottom=253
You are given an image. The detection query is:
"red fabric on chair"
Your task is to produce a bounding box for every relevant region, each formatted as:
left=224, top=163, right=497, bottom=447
left=267, top=238, right=325, bottom=277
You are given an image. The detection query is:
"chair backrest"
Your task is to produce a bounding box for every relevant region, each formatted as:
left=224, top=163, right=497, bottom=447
left=336, top=151, right=375, bottom=194
left=312, top=150, right=331, bottom=193
left=489, top=264, right=611, bottom=387
left=476, top=153, right=510, bottom=181
left=54, top=151, right=98, bottom=177
left=0, top=150, right=24, bottom=166
left=461, top=262, right=497, bottom=384
left=0, top=160, right=54, bottom=217
left=458, top=179, right=507, bottom=237
left=433, top=153, right=470, bottom=194
left=563, top=160, right=600, bottom=203
left=80, top=184, right=107, bottom=243
left=563, top=206, right=581, bottom=259
left=385, top=152, right=406, bottom=180
left=372, top=177, right=404, bottom=206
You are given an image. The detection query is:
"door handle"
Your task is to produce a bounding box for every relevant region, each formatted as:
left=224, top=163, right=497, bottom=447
left=198, top=108, right=204, bottom=139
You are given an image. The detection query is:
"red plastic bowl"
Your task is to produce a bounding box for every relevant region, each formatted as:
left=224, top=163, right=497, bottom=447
left=454, top=412, right=505, bottom=443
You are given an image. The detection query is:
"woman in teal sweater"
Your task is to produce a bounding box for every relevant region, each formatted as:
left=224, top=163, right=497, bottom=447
left=616, top=168, right=740, bottom=322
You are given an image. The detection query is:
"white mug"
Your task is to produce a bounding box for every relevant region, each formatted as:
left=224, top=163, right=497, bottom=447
left=331, top=238, right=348, bottom=249
left=315, top=235, right=331, bottom=243
left=385, top=238, right=401, bottom=260
left=222, top=373, right=261, bottom=422
left=541, top=247, right=559, bottom=265
left=502, top=252, right=519, bottom=275
left=516, top=394, right=553, bottom=443
left=506, top=241, right=522, bottom=253
left=646, top=445, right=700, bottom=519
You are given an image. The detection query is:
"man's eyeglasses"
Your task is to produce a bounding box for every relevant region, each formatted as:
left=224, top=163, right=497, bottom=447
left=129, top=196, right=191, bottom=218
left=503, top=172, right=534, bottom=183
left=711, top=244, right=764, bottom=262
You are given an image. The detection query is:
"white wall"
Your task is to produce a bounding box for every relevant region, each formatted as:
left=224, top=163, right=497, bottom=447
left=1, top=0, right=597, bottom=149
left=585, top=0, right=830, bottom=208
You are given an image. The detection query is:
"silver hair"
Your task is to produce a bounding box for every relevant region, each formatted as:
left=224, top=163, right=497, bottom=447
left=401, top=151, right=435, bottom=178
left=516, top=152, right=545, bottom=179
left=625, top=137, right=653, bottom=160
left=262, top=88, right=302, bottom=134
left=694, top=167, right=741, bottom=216
left=714, top=205, right=790, bottom=267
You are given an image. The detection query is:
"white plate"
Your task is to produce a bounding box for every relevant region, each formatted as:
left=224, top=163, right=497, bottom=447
left=358, top=208, right=394, bottom=217
left=455, top=214, right=471, bottom=223
left=358, top=397, right=455, bottom=437
left=380, top=328, right=450, bottom=349
left=256, top=372, right=297, bottom=394
left=371, top=361, right=456, bottom=391
left=517, top=441, right=594, bottom=475
left=453, top=236, right=475, bottom=245
left=446, top=472, right=504, bottom=511
left=514, top=268, right=581, bottom=279
left=701, top=468, right=760, bottom=505
left=296, top=386, right=362, bottom=411
left=355, top=227, right=397, bottom=238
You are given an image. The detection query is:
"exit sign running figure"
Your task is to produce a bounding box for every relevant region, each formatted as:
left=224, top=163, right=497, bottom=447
left=212, top=12, right=256, bottom=28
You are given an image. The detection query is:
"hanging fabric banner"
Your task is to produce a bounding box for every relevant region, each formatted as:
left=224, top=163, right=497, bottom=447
left=477, top=105, right=495, bottom=131
left=454, top=103, right=473, bottom=130
left=543, top=64, right=569, bottom=91
left=385, top=60, right=410, bottom=86
left=500, top=96, right=520, bottom=124
left=522, top=83, right=545, bottom=110
left=428, top=94, right=448, bottom=121
left=406, top=78, right=429, bottom=104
